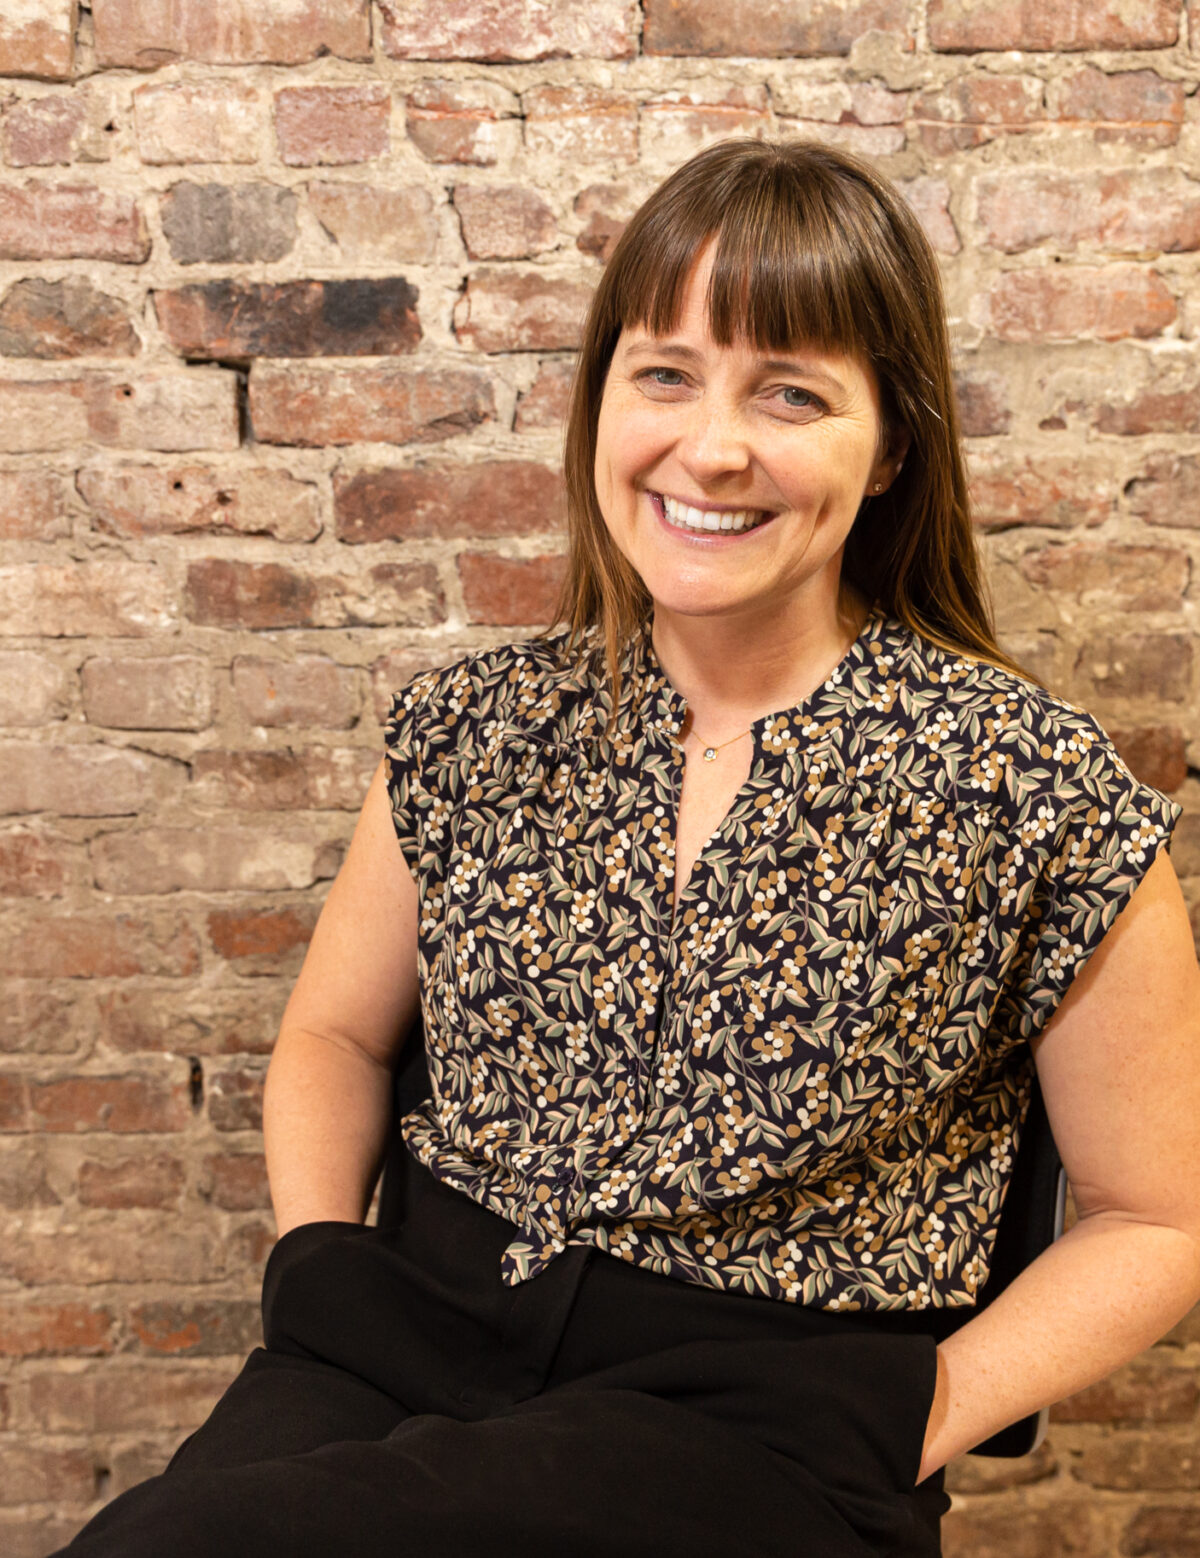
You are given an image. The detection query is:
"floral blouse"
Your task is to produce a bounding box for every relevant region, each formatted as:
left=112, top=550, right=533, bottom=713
left=384, top=606, right=1181, bottom=1311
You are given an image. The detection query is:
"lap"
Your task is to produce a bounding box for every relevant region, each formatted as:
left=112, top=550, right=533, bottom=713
left=52, top=1186, right=948, bottom=1558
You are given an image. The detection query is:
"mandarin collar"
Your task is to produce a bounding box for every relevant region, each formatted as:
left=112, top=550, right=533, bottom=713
left=621, top=605, right=903, bottom=761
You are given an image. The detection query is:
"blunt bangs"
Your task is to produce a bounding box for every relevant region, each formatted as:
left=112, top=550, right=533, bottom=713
left=600, top=148, right=899, bottom=368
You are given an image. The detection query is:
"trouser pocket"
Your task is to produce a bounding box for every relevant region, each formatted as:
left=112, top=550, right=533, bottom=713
left=261, top=1220, right=370, bottom=1354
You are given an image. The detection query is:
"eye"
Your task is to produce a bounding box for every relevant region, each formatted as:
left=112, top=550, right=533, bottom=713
left=777, top=386, right=823, bottom=413
left=637, top=367, right=686, bottom=390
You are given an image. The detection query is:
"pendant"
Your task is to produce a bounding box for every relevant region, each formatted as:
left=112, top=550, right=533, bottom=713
left=703, top=746, right=718, bottom=761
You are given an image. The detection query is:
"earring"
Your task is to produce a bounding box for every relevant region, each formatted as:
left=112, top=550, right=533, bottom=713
left=873, top=483, right=883, bottom=493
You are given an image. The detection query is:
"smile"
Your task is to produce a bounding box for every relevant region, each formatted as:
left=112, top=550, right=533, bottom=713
left=654, top=492, right=774, bottom=535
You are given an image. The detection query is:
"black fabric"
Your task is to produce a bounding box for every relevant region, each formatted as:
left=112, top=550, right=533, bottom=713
left=54, top=1155, right=951, bottom=1558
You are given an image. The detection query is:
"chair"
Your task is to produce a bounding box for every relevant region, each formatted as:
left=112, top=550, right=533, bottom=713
left=376, top=1023, right=1066, bottom=1459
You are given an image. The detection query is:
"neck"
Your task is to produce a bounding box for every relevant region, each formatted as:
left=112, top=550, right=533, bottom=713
left=650, top=582, right=870, bottom=744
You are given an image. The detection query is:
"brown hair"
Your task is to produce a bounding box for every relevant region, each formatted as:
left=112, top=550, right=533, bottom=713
left=554, top=136, right=1039, bottom=696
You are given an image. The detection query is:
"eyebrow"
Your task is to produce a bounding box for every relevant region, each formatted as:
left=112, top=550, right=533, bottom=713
left=621, top=339, right=849, bottom=396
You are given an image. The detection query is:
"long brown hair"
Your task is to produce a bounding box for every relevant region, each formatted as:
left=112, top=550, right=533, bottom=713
left=555, top=136, right=1039, bottom=696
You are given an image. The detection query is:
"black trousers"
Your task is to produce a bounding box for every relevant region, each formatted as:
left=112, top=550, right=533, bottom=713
left=54, top=1156, right=952, bottom=1557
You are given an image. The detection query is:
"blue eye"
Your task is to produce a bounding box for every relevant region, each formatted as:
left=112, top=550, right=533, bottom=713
left=781, top=387, right=816, bottom=409
left=646, top=368, right=684, bottom=386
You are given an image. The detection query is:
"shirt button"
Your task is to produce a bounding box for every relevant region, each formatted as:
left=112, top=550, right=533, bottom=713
left=552, top=1167, right=573, bottom=1189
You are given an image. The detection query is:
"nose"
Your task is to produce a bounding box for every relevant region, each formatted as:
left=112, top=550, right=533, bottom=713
left=674, top=391, right=751, bottom=484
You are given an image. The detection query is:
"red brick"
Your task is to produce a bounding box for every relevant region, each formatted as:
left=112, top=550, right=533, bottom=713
left=522, top=85, right=638, bottom=166
left=453, top=184, right=558, bottom=261
left=0, top=1141, right=60, bottom=1209
left=133, top=81, right=265, bottom=164
left=249, top=362, right=494, bottom=447
left=92, top=0, right=371, bottom=68
left=0, top=987, right=80, bottom=1056
left=1050, top=67, right=1186, bottom=147
left=640, top=84, right=772, bottom=163
left=1095, top=376, right=1200, bottom=436
left=380, top=0, right=637, bottom=60
left=0, top=1301, right=115, bottom=1357
left=0, top=650, right=69, bottom=724
left=208, top=1065, right=265, bottom=1131
left=981, top=266, right=1176, bottom=343
left=0, top=468, right=70, bottom=540
left=1127, top=453, right=1200, bottom=529
left=274, top=84, right=390, bottom=167
left=0, top=825, right=71, bottom=896
left=335, top=460, right=565, bottom=541
left=371, top=644, right=484, bottom=720
left=912, top=74, right=1043, bottom=154
left=0, top=561, right=176, bottom=637
left=98, top=985, right=283, bottom=1057
left=1072, top=632, right=1194, bottom=704
left=308, top=181, right=437, bottom=263
left=0, top=0, right=75, bottom=79
left=959, top=457, right=1038, bottom=552
left=941, top=1501, right=1105, bottom=1557
left=91, top=826, right=333, bottom=894
left=27, top=1363, right=233, bottom=1431
left=977, top=167, right=1200, bottom=255
left=1124, top=1507, right=1200, bottom=1556
left=404, top=78, right=520, bottom=166
left=0, top=743, right=181, bottom=815
left=0, top=277, right=138, bottom=359
left=1018, top=541, right=1187, bottom=612
left=0, top=1514, right=82, bottom=1558
left=77, top=1152, right=185, bottom=1209
left=0, top=1075, right=29, bottom=1130
left=1106, top=725, right=1188, bottom=793
left=929, top=0, right=1179, bottom=50
left=954, top=363, right=1011, bottom=435
left=884, top=176, right=955, bottom=257
left=0, top=911, right=200, bottom=979
left=771, top=78, right=910, bottom=124
left=81, top=656, right=211, bottom=731
left=186, top=558, right=444, bottom=631
left=191, top=748, right=376, bottom=813
left=459, top=552, right=565, bottom=626
left=202, top=1150, right=270, bottom=1210
left=574, top=182, right=636, bottom=264
left=515, top=357, right=575, bottom=430
left=130, top=1298, right=260, bottom=1356
left=29, top=1074, right=190, bottom=1134
left=0, top=1444, right=95, bottom=1507
left=0, top=181, right=146, bottom=261
left=156, top=277, right=421, bottom=360
left=230, top=655, right=359, bottom=729
left=643, top=0, right=913, bottom=55
left=78, top=463, right=320, bottom=543
left=944, top=1438, right=1057, bottom=1493
left=3, top=90, right=114, bottom=166
left=160, top=180, right=298, bottom=265
left=453, top=270, right=594, bottom=353
left=1052, top=1357, right=1200, bottom=1424
left=0, top=371, right=239, bottom=454
left=205, top=903, right=318, bottom=973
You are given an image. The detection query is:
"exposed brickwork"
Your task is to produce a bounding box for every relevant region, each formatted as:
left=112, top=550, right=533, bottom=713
left=1, top=8, right=1199, bottom=1552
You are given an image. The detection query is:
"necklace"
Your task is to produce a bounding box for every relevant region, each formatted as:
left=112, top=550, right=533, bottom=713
left=694, top=727, right=752, bottom=762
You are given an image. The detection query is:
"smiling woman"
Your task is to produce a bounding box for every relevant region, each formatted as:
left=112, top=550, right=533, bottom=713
left=51, top=139, right=1200, bottom=1558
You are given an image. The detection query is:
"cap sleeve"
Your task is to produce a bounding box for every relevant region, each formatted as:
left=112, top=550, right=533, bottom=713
left=995, top=714, right=1183, bottom=1047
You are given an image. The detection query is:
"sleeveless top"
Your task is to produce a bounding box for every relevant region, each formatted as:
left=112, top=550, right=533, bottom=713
left=383, top=607, right=1181, bottom=1310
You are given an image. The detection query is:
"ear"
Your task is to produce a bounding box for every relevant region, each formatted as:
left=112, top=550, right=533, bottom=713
left=871, top=425, right=912, bottom=495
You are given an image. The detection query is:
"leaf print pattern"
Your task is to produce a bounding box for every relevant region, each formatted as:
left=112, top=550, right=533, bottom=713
left=384, top=607, right=1182, bottom=1312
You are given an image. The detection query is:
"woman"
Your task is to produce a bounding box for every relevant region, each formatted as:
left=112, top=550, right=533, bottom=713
left=56, top=139, right=1200, bottom=1558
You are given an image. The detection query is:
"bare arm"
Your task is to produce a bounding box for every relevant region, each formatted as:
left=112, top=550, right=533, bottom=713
left=917, top=847, right=1200, bottom=1479
left=263, top=758, right=420, bottom=1236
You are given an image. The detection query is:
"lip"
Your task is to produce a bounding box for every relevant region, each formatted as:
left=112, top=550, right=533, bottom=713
left=647, top=490, right=778, bottom=543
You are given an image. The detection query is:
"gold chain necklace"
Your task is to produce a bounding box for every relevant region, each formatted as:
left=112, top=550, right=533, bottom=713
left=693, top=727, right=753, bottom=762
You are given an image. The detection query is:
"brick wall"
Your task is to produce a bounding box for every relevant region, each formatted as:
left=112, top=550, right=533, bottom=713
left=0, top=1, right=1198, bottom=1553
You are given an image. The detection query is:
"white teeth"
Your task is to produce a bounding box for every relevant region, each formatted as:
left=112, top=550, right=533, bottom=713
left=660, top=493, right=769, bottom=534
